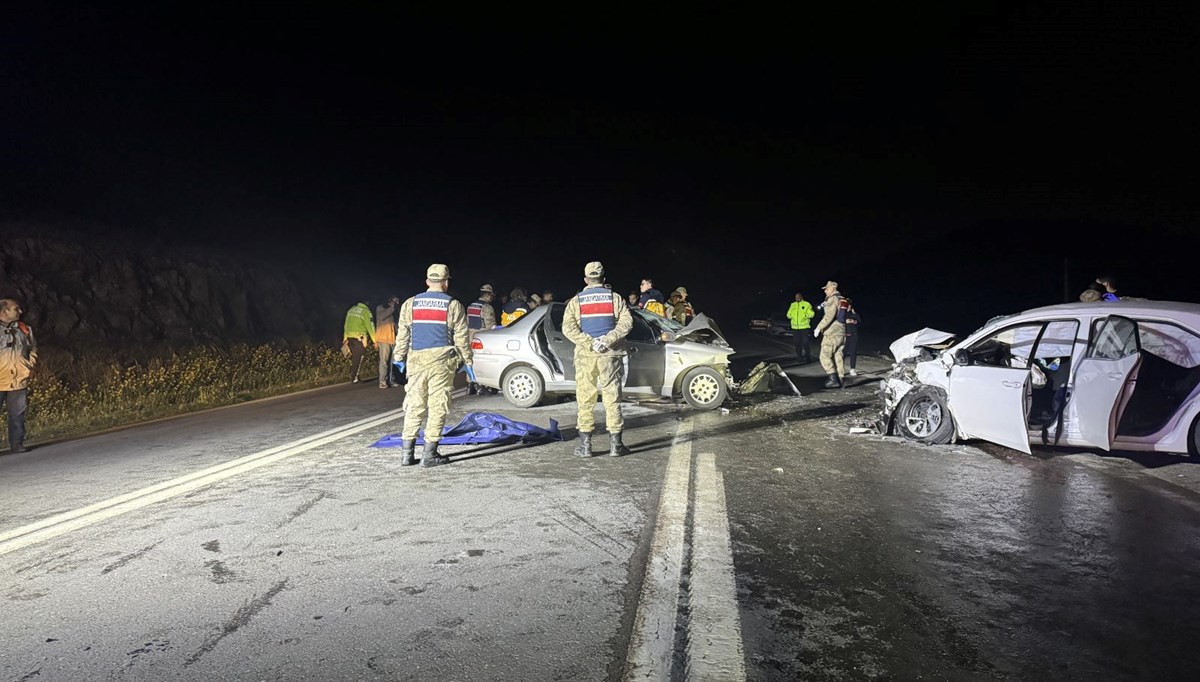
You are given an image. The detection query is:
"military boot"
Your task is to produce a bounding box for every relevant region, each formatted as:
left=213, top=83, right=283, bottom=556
left=824, top=374, right=841, bottom=389
left=574, top=431, right=595, bottom=457
left=400, top=440, right=416, bottom=466
left=609, top=432, right=631, bottom=457
left=421, top=440, right=450, bottom=468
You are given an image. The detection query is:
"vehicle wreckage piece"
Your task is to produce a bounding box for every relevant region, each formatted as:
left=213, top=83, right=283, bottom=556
left=736, top=362, right=802, bottom=396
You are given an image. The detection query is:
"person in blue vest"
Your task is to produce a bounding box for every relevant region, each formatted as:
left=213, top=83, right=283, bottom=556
left=393, top=264, right=473, bottom=467
left=562, top=261, right=634, bottom=457
left=466, top=284, right=498, bottom=395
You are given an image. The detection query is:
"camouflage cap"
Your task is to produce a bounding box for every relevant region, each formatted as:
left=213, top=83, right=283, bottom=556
left=427, top=264, right=451, bottom=282
left=584, top=261, right=605, bottom=278
left=822, top=280, right=839, bottom=290
left=480, top=284, right=494, bottom=294
left=675, top=286, right=687, bottom=296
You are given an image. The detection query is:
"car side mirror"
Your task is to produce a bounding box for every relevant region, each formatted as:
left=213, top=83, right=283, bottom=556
left=953, top=348, right=971, bottom=366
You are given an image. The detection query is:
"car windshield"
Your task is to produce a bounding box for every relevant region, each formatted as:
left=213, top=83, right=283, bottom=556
left=655, top=313, right=685, bottom=332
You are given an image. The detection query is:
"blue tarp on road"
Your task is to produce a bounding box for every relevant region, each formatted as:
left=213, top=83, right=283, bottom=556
left=371, top=412, right=563, bottom=447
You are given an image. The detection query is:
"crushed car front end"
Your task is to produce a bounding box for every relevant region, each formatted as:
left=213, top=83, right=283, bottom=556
left=878, top=329, right=957, bottom=435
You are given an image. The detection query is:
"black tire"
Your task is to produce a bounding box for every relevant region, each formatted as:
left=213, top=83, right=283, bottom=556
left=502, top=365, right=544, bottom=408
left=1189, top=413, right=1200, bottom=458
left=681, top=366, right=728, bottom=410
left=895, top=385, right=955, bottom=445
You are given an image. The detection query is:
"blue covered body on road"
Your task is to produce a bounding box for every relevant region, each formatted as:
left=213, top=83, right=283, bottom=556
left=371, top=412, right=563, bottom=447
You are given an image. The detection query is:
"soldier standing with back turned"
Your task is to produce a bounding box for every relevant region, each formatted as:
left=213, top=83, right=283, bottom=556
left=393, top=264, right=472, bottom=468
left=562, top=261, right=633, bottom=457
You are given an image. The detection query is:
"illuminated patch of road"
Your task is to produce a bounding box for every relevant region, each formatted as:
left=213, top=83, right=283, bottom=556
left=0, top=408, right=406, bottom=557
left=686, top=452, right=746, bottom=680
left=623, top=420, right=746, bottom=681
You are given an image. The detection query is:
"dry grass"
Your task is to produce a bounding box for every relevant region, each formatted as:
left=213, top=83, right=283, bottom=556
left=2, top=342, right=372, bottom=446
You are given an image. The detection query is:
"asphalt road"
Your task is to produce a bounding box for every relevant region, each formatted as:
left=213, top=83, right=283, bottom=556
left=2, top=331, right=1199, bottom=681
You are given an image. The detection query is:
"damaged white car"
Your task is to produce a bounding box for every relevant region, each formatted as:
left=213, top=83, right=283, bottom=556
left=880, top=301, right=1200, bottom=456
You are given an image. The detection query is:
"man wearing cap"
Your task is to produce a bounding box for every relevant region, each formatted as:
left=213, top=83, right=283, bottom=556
left=562, top=261, right=634, bottom=457
left=669, top=287, right=694, bottom=325
left=393, top=264, right=472, bottom=467
left=813, top=280, right=848, bottom=388
left=466, top=285, right=498, bottom=395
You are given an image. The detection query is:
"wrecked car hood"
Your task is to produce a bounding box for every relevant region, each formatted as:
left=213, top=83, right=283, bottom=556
left=675, top=314, right=731, bottom=348
left=889, top=328, right=957, bottom=362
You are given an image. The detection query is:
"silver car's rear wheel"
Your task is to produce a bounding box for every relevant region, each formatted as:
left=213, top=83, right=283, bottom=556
left=681, top=367, right=728, bottom=410
left=503, top=366, right=544, bottom=408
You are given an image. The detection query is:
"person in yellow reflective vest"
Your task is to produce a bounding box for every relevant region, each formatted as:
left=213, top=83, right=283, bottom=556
left=501, top=288, right=530, bottom=326
left=786, top=292, right=815, bottom=364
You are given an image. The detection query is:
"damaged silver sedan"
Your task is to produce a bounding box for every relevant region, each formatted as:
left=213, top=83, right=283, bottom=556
left=880, top=301, right=1200, bottom=455
left=471, top=303, right=736, bottom=410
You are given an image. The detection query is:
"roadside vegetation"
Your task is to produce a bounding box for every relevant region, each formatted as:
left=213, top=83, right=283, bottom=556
left=2, top=342, right=365, bottom=447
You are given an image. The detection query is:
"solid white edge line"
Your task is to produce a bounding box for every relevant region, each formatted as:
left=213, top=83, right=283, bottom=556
left=623, top=419, right=693, bottom=681
left=0, top=409, right=406, bottom=556
left=687, top=452, right=746, bottom=682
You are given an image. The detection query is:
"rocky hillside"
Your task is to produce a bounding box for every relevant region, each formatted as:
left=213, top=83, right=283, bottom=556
left=0, top=227, right=344, bottom=360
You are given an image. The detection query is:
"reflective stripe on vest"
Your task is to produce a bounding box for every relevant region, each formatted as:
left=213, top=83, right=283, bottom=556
left=412, top=292, right=452, bottom=350
left=467, top=301, right=485, bottom=330
left=578, top=287, right=616, bottom=338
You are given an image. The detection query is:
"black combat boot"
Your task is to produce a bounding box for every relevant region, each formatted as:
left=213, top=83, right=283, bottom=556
left=574, top=431, right=595, bottom=457
left=420, top=440, right=450, bottom=468
left=609, top=432, right=631, bottom=457
left=400, top=440, right=416, bottom=466
left=824, top=374, right=840, bottom=389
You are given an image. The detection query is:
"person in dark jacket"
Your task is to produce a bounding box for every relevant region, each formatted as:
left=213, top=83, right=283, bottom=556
left=844, top=298, right=861, bottom=377
left=501, top=288, right=530, bottom=326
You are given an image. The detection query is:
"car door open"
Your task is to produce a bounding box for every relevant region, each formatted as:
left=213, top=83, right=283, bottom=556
left=1073, top=315, right=1141, bottom=450
left=947, top=322, right=1044, bottom=454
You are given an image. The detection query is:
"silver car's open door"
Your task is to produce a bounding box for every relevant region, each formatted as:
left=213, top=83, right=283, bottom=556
left=1073, top=316, right=1141, bottom=451
left=544, top=303, right=575, bottom=381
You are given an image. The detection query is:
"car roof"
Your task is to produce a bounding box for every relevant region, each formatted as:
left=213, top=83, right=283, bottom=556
left=1009, top=300, right=1200, bottom=329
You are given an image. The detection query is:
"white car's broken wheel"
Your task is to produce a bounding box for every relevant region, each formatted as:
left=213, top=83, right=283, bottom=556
left=896, top=386, right=954, bottom=444
left=502, top=366, right=544, bottom=408
left=681, top=366, right=727, bottom=410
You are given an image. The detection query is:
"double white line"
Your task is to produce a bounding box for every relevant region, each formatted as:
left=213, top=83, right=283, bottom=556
left=0, top=408, right=406, bottom=558
left=624, top=420, right=746, bottom=681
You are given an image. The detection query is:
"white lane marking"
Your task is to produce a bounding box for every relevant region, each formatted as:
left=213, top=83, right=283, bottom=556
left=687, top=452, right=746, bottom=681
left=0, top=408, right=406, bottom=557
left=623, top=419, right=693, bottom=681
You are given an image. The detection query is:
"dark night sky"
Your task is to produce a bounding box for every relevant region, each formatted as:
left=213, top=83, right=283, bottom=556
left=3, top=2, right=1198, bottom=334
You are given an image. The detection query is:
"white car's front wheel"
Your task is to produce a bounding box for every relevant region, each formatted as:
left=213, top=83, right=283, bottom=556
left=502, top=366, right=545, bottom=408
left=681, top=367, right=728, bottom=410
left=896, top=386, right=955, bottom=444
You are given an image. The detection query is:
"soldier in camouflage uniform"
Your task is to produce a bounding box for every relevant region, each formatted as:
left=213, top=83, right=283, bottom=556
left=393, top=264, right=472, bottom=467
left=562, top=261, right=634, bottom=457
left=813, top=280, right=847, bottom=388
left=466, top=284, right=498, bottom=395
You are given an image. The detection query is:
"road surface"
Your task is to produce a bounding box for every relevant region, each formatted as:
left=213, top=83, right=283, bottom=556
left=2, top=332, right=1199, bottom=681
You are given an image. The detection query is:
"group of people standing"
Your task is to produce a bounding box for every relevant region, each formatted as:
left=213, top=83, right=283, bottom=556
left=343, top=261, right=642, bottom=467
left=785, top=282, right=861, bottom=388
left=626, top=279, right=695, bottom=325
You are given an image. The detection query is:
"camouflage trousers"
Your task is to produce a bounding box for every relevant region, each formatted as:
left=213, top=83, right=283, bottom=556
left=819, top=324, right=846, bottom=377
left=402, top=350, right=459, bottom=442
left=575, top=353, right=624, bottom=434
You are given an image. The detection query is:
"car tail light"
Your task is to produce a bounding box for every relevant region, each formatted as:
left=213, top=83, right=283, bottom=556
left=471, top=339, right=484, bottom=350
